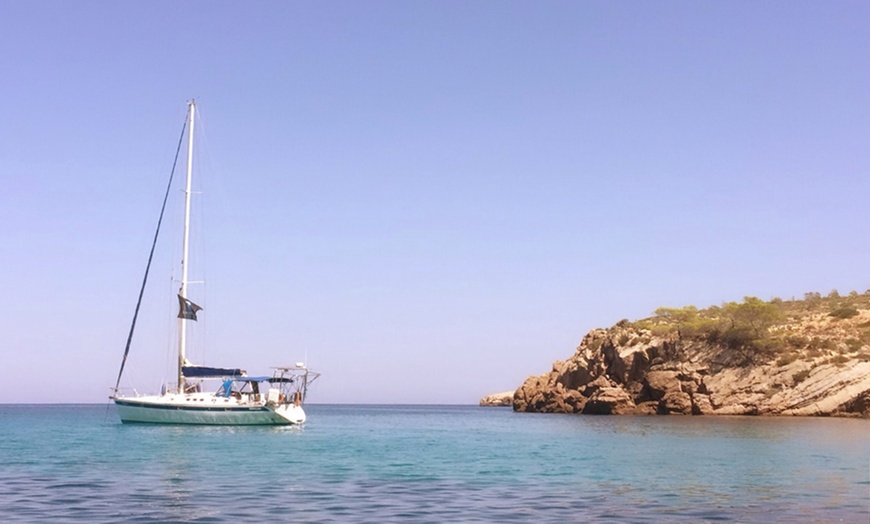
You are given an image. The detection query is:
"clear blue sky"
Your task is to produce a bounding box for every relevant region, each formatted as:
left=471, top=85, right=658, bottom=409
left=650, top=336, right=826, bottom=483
left=1, top=2, right=868, bottom=404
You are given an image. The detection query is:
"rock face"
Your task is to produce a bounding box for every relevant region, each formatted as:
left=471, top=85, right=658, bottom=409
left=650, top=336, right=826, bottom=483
left=513, top=320, right=870, bottom=417
left=479, top=391, right=514, bottom=407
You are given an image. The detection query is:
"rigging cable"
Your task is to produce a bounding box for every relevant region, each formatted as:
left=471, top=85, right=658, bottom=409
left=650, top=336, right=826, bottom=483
left=112, top=108, right=190, bottom=395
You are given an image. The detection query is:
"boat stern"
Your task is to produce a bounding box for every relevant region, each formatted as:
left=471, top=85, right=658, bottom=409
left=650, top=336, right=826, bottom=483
left=274, top=404, right=306, bottom=425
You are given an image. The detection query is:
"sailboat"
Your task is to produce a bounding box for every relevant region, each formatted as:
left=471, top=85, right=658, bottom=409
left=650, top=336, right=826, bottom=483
left=111, top=100, right=318, bottom=425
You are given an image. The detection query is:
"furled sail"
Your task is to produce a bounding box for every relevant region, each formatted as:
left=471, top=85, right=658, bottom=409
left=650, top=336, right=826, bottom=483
left=182, top=366, right=245, bottom=378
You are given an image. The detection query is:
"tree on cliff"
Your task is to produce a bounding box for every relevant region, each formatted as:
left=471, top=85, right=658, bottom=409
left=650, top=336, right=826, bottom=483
left=723, top=296, right=781, bottom=338
left=710, top=296, right=783, bottom=353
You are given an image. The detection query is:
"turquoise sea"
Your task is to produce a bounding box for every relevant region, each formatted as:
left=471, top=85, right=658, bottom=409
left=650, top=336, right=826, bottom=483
left=0, top=404, right=868, bottom=523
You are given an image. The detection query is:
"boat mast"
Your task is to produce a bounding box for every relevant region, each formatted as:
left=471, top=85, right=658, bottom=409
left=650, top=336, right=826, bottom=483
left=178, top=100, right=196, bottom=394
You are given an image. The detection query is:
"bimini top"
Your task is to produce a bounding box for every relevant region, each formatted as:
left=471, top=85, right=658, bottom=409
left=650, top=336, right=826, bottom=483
left=182, top=366, right=245, bottom=378
left=215, top=376, right=296, bottom=397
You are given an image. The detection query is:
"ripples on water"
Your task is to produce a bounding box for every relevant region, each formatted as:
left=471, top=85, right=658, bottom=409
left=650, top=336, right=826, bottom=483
left=0, top=405, right=867, bottom=522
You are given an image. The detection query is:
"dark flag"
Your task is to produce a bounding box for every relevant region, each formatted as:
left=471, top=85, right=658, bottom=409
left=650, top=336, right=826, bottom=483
left=177, top=294, right=203, bottom=321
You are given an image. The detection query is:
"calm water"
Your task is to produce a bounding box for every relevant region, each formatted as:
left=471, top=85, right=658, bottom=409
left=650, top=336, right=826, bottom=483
left=0, top=405, right=867, bottom=523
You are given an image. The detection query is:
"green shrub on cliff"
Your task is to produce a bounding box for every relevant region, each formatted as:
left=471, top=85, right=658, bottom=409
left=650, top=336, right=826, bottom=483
left=650, top=305, right=718, bottom=339
left=793, top=369, right=811, bottom=383
left=845, top=338, right=863, bottom=352
left=829, top=306, right=859, bottom=319
left=654, top=306, right=699, bottom=323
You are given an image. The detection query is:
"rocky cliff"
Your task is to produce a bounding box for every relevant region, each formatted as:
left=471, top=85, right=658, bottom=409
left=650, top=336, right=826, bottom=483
left=513, top=295, right=870, bottom=417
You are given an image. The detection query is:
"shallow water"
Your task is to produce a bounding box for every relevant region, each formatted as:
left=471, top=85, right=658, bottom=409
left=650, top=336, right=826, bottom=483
left=0, top=404, right=867, bottom=522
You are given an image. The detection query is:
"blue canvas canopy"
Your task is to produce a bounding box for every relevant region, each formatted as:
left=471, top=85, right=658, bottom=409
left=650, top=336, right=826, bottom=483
left=215, top=376, right=295, bottom=397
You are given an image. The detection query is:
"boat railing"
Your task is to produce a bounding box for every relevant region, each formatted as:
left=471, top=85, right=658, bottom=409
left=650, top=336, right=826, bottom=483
left=110, top=386, right=144, bottom=398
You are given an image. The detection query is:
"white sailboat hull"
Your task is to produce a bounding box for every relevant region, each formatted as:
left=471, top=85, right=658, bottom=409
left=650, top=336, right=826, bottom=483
left=114, top=394, right=306, bottom=426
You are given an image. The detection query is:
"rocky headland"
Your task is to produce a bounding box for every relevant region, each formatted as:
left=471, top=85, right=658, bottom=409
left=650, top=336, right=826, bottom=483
left=479, top=391, right=514, bottom=406
left=511, top=293, right=870, bottom=417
